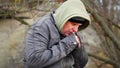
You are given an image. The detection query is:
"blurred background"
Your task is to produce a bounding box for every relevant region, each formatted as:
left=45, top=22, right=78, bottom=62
left=0, top=0, right=120, bottom=68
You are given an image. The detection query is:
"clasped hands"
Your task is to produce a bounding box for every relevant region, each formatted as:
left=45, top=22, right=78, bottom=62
left=72, top=32, right=81, bottom=48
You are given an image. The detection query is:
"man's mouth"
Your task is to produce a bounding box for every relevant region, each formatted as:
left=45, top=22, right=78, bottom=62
left=64, top=32, right=72, bottom=36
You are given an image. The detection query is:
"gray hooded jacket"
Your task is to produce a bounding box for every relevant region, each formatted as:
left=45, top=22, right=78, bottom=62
left=24, top=13, right=88, bottom=68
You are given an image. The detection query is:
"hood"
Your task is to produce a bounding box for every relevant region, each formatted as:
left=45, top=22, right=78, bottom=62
left=53, top=0, right=91, bottom=32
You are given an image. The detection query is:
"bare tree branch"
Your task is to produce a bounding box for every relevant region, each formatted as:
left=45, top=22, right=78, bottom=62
left=88, top=53, right=119, bottom=68
left=112, top=23, right=120, bottom=29
left=14, top=17, right=30, bottom=26
left=81, top=0, right=120, bottom=51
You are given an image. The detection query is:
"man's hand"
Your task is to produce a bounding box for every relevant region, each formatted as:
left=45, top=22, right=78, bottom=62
left=73, top=32, right=81, bottom=48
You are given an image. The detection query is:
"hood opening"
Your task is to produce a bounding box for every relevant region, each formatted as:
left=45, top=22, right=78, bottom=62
left=68, top=17, right=89, bottom=31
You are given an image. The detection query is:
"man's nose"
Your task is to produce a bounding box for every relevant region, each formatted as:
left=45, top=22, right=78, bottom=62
left=72, top=26, right=79, bottom=32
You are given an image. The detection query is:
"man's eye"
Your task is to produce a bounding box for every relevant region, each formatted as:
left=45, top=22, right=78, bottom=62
left=72, top=23, right=77, bottom=25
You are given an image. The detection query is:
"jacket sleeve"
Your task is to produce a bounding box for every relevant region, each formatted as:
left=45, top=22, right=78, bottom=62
left=24, top=25, right=78, bottom=68
left=72, top=32, right=88, bottom=68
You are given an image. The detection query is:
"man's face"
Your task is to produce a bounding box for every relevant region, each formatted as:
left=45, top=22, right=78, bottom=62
left=61, top=21, right=82, bottom=36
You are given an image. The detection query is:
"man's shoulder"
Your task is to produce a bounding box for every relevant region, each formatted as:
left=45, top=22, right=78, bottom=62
left=32, top=13, right=54, bottom=28
left=29, top=13, right=56, bottom=33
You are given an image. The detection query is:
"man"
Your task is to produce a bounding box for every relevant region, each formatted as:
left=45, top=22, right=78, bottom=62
left=24, top=0, right=91, bottom=68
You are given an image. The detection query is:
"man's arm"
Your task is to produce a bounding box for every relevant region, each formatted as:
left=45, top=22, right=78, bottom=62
left=24, top=26, right=78, bottom=68
left=72, top=32, right=88, bottom=68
